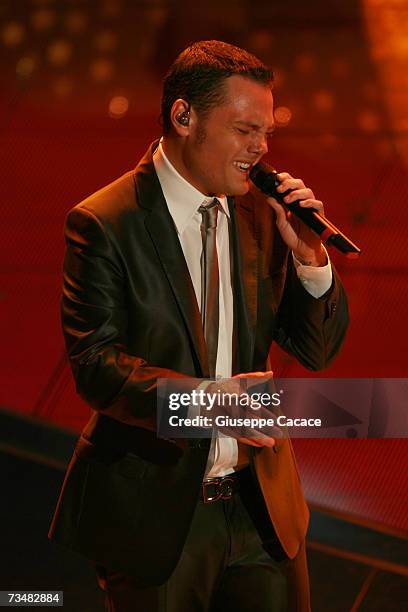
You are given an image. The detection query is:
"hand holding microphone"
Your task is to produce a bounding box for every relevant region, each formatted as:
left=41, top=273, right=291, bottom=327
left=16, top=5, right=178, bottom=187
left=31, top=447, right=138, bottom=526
left=250, top=162, right=361, bottom=260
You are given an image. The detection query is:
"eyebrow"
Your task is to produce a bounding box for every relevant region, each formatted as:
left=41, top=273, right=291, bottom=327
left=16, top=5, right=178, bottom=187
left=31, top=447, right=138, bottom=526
left=234, top=120, right=275, bottom=133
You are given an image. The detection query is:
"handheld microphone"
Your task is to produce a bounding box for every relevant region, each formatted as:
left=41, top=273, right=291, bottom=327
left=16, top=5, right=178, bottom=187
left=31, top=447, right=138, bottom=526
left=249, top=162, right=361, bottom=258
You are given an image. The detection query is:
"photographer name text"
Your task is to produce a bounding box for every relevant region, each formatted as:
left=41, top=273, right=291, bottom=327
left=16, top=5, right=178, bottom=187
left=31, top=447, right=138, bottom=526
left=167, top=415, right=322, bottom=428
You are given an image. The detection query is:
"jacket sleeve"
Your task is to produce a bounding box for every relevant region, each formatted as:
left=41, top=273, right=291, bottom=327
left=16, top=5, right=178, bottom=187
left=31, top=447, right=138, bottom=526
left=61, top=205, right=189, bottom=425
left=273, top=255, right=349, bottom=371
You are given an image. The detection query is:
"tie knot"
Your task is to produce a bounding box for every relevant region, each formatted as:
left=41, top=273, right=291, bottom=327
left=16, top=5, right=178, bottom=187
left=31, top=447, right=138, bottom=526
left=199, top=199, right=220, bottom=230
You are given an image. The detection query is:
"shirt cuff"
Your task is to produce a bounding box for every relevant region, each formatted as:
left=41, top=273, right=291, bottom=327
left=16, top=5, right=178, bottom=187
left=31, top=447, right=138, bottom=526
left=292, top=248, right=333, bottom=298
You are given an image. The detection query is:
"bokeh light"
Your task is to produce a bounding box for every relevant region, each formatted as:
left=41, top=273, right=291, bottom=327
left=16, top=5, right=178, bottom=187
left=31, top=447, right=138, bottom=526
left=357, top=110, right=380, bottom=132
left=94, top=30, right=117, bottom=52
left=65, top=10, right=87, bottom=34
left=16, top=56, right=37, bottom=79
left=31, top=9, right=55, bottom=31
left=109, top=95, right=129, bottom=118
left=47, top=40, right=72, bottom=66
left=294, top=53, right=316, bottom=74
left=2, top=22, right=25, bottom=47
left=274, top=106, right=292, bottom=126
left=90, top=59, right=115, bottom=82
left=313, top=90, right=335, bottom=112
left=248, top=29, right=274, bottom=56
left=53, top=76, right=74, bottom=97
left=331, top=58, right=350, bottom=78
left=102, top=0, right=122, bottom=18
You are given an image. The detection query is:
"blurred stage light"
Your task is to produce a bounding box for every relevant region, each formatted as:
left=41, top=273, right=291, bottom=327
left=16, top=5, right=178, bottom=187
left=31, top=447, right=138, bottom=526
left=313, top=90, right=335, bottom=112
left=294, top=53, right=316, bottom=74
left=248, top=29, right=274, bottom=55
left=357, top=109, right=380, bottom=132
left=274, top=106, right=292, bottom=126
left=331, top=58, right=350, bottom=78
left=47, top=40, right=72, bottom=66
left=102, top=0, right=122, bottom=18
left=2, top=22, right=25, bottom=47
left=90, top=59, right=115, bottom=82
left=109, top=95, right=129, bottom=118
left=53, top=77, right=74, bottom=97
left=31, top=9, right=55, bottom=31
left=146, top=6, right=168, bottom=28
left=65, top=10, right=87, bottom=34
left=16, top=56, right=37, bottom=79
left=94, top=30, right=117, bottom=52
left=363, top=0, right=408, bottom=162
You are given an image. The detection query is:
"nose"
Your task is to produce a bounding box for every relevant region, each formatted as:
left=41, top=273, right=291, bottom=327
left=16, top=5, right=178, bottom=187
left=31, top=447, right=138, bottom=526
left=248, top=133, right=268, bottom=156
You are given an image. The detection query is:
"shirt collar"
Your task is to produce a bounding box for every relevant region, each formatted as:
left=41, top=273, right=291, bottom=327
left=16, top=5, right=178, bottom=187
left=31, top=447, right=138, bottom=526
left=153, top=140, right=229, bottom=235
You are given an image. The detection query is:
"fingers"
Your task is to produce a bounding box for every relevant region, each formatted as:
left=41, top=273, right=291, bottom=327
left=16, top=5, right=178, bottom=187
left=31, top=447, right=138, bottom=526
left=282, top=188, right=315, bottom=203
left=211, top=371, right=274, bottom=397
left=237, top=435, right=275, bottom=448
left=209, top=379, right=241, bottom=395
left=273, top=185, right=324, bottom=218
left=298, top=198, right=324, bottom=214
left=282, top=188, right=324, bottom=213
left=276, top=174, right=305, bottom=192
left=233, top=370, right=274, bottom=378
left=275, top=172, right=293, bottom=182
left=275, top=174, right=324, bottom=214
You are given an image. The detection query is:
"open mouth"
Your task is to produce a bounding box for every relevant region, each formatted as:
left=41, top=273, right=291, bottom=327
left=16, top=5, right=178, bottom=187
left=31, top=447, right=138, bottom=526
left=233, top=161, right=252, bottom=174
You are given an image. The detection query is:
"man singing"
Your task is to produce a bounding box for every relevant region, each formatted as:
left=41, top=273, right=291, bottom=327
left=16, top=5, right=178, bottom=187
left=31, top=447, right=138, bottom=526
left=49, top=40, right=349, bottom=611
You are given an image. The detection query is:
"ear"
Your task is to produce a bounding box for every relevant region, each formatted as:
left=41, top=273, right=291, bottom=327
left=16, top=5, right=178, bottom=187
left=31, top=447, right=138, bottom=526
left=169, top=98, right=192, bottom=136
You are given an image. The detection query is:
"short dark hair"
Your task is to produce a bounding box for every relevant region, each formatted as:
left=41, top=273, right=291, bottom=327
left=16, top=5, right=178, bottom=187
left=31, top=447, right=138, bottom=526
left=161, top=40, right=273, bottom=134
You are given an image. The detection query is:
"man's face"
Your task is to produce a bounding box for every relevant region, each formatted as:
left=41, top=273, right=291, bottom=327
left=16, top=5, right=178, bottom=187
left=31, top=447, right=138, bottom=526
left=183, top=75, right=274, bottom=196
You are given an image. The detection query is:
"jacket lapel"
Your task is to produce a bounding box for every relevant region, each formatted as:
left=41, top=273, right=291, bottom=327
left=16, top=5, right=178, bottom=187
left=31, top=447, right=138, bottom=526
left=133, top=142, right=259, bottom=378
left=134, top=144, right=209, bottom=377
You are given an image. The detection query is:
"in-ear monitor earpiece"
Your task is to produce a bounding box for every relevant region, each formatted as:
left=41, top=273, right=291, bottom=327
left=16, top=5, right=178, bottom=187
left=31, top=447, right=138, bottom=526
left=176, top=112, right=190, bottom=126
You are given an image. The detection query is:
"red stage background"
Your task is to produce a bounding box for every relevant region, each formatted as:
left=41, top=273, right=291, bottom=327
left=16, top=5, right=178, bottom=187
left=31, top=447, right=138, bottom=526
left=1, top=1, right=407, bottom=534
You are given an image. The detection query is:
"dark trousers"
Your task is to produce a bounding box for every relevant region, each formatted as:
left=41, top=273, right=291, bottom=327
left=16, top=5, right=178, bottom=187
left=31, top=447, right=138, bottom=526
left=95, top=486, right=289, bottom=612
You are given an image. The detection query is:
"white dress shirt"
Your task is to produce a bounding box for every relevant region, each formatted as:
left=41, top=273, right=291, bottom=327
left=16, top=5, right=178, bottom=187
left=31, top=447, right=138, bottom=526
left=153, top=141, right=332, bottom=476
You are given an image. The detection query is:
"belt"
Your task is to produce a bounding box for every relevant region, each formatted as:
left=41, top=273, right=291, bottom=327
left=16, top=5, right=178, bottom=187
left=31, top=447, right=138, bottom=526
left=202, top=472, right=240, bottom=503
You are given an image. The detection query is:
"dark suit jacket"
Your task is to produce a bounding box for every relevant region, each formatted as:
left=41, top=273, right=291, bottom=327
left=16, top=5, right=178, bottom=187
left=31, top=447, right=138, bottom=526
left=49, top=142, right=348, bottom=601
